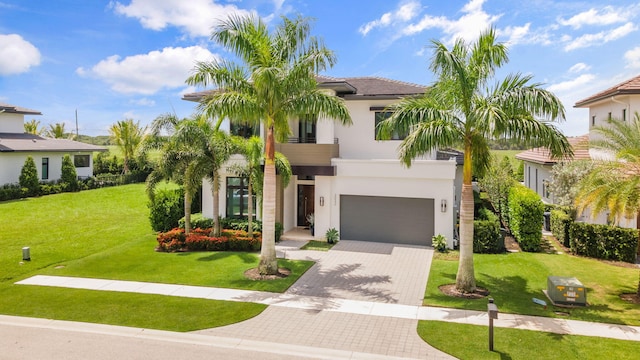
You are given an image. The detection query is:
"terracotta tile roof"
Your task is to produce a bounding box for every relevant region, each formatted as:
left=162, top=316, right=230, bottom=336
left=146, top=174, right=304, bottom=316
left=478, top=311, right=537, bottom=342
left=0, top=133, right=107, bottom=152
left=515, top=134, right=590, bottom=164
left=182, top=76, right=427, bottom=102
left=0, top=102, right=42, bottom=115
left=574, top=74, right=640, bottom=107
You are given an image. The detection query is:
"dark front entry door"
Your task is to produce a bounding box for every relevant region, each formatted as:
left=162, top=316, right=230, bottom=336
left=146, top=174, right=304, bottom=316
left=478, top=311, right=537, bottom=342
left=297, top=185, right=315, bottom=226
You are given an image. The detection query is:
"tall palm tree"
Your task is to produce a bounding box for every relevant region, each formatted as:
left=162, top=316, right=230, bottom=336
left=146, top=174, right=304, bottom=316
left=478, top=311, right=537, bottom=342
left=174, top=115, right=235, bottom=237
left=377, top=28, right=571, bottom=293
left=576, top=113, right=640, bottom=296
left=24, top=119, right=44, bottom=135
left=144, top=114, right=199, bottom=235
left=228, top=136, right=292, bottom=238
left=187, top=14, right=351, bottom=275
left=109, top=119, right=146, bottom=174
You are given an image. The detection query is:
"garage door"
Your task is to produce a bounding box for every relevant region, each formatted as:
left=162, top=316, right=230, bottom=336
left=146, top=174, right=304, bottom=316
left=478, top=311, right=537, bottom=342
left=340, top=195, right=434, bottom=246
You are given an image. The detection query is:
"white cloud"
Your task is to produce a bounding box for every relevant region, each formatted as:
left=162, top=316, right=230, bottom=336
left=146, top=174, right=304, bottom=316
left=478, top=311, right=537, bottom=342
left=359, top=1, right=421, bottom=35
left=112, top=0, right=252, bottom=37
left=76, top=46, right=218, bottom=95
left=624, top=46, right=640, bottom=68
left=558, top=6, right=630, bottom=29
left=547, top=73, right=595, bottom=93
left=129, top=98, right=156, bottom=106
left=564, top=22, right=637, bottom=51
left=569, top=62, right=590, bottom=73
left=498, top=24, right=531, bottom=46
left=0, top=34, right=41, bottom=75
left=402, top=0, right=501, bottom=44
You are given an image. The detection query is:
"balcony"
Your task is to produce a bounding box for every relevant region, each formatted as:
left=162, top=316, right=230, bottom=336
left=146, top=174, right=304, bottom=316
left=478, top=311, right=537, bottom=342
left=275, top=138, right=339, bottom=166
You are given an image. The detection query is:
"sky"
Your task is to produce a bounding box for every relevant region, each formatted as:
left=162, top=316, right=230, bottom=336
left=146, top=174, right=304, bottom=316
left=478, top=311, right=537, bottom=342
left=1, top=0, right=640, bottom=137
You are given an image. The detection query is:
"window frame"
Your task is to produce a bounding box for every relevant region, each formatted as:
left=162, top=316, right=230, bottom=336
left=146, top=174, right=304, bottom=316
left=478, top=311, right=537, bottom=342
left=74, top=154, right=90, bottom=168
left=225, top=177, right=256, bottom=219
left=374, top=111, right=407, bottom=140
left=41, top=157, right=49, bottom=180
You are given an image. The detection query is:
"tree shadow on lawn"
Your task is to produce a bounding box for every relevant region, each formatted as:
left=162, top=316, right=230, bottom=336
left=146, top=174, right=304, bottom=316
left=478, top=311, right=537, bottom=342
left=193, top=251, right=257, bottom=264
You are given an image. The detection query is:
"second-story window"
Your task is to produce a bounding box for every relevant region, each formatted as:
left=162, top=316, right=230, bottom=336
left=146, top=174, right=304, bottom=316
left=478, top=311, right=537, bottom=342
left=375, top=111, right=407, bottom=140
left=230, top=122, right=259, bottom=138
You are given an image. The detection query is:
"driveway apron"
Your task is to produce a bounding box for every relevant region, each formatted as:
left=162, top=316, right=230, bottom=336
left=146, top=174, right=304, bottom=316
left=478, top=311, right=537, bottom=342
left=196, top=240, right=453, bottom=359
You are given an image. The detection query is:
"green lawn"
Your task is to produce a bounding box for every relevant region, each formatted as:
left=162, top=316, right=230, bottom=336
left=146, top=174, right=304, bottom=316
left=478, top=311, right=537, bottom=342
left=0, top=184, right=313, bottom=331
left=418, top=321, right=640, bottom=359
left=300, top=240, right=336, bottom=251
left=490, top=149, right=522, bottom=169
left=425, top=251, right=640, bottom=325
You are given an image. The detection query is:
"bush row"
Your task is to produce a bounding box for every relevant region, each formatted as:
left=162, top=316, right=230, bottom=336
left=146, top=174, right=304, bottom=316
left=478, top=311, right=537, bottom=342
left=156, top=228, right=261, bottom=252
left=508, top=184, right=544, bottom=252
left=0, top=177, right=109, bottom=202
left=178, top=214, right=283, bottom=242
left=550, top=209, right=572, bottom=247
left=569, top=222, right=638, bottom=263
left=473, top=208, right=503, bottom=253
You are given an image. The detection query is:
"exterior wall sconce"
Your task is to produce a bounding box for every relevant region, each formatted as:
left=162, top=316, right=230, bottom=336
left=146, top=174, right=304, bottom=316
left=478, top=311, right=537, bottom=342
left=320, top=196, right=325, bottom=206
left=441, top=199, right=447, bottom=213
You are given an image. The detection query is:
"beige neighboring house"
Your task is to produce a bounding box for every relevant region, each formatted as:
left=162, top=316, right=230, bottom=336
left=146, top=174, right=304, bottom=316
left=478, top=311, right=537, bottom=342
left=0, top=102, right=106, bottom=185
left=184, top=76, right=463, bottom=248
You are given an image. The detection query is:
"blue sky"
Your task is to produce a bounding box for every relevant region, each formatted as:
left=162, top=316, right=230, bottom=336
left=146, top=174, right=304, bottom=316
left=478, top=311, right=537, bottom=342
left=1, top=0, right=640, bottom=137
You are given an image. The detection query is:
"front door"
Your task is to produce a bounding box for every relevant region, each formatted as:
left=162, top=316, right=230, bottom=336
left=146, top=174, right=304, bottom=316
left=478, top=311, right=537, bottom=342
left=297, top=185, right=315, bottom=227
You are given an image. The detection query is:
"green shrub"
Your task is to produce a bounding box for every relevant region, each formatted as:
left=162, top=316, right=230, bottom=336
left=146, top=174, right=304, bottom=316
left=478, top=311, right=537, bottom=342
left=569, top=222, right=639, bottom=263
left=326, top=228, right=340, bottom=244
left=508, top=184, right=543, bottom=252
left=179, top=213, right=214, bottom=229
left=60, top=154, right=79, bottom=191
left=148, top=188, right=184, bottom=232
left=473, top=209, right=503, bottom=253
left=275, top=222, right=284, bottom=242
left=0, top=183, right=24, bottom=201
left=432, top=234, right=447, bottom=252
left=19, top=156, right=40, bottom=197
left=156, top=228, right=261, bottom=252
left=550, top=210, right=572, bottom=247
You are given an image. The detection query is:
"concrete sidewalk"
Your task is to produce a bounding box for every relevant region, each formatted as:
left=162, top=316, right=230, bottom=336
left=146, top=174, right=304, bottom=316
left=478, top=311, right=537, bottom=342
left=16, top=274, right=640, bottom=342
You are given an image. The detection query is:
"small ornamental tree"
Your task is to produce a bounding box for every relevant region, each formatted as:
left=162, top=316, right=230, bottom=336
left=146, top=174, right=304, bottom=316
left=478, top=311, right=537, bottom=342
left=61, top=154, right=78, bottom=191
left=549, top=160, right=593, bottom=207
left=19, top=156, right=40, bottom=197
left=480, top=155, right=515, bottom=226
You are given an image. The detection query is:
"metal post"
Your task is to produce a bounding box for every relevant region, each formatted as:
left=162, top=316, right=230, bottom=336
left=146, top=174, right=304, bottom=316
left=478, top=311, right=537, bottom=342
left=22, top=247, right=31, bottom=261
left=487, top=297, right=498, bottom=351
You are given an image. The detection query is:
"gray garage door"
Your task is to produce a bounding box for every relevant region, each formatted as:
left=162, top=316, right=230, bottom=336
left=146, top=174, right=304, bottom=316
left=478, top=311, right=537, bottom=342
left=340, top=195, right=434, bottom=246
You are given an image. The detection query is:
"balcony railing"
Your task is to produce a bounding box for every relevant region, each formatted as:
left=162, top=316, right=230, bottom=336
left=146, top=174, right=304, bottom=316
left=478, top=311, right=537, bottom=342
left=286, top=137, right=339, bottom=144
left=275, top=140, right=339, bottom=166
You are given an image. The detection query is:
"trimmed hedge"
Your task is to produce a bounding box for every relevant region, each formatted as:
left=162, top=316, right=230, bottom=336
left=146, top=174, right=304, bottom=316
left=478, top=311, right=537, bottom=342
left=508, top=184, right=544, bottom=252
left=473, top=208, right=503, bottom=254
left=148, top=188, right=184, bottom=232
left=550, top=209, right=572, bottom=247
left=182, top=215, right=284, bottom=242
left=156, top=227, right=261, bottom=252
left=569, top=222, right=639, bottom=263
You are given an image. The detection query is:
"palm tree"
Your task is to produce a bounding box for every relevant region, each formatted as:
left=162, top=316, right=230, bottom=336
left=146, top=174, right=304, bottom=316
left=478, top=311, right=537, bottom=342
left=186, top=14, right=351, bottom=275
left=173, top=115, right=235, bottom=237
left=144, top=114, right=200, bottom=235
left=109, top=119, right=146, bottom=174
left=377, top=28, right=571, bottom=293
left=24, top=119, right=44, bottom=135
left=228, top=136, right=292, bottom=238
left=576, top=114, right=640, bottom=223
left=46, top=122, right=74, bottom=139
left=576, top=113, right=640, bottom=297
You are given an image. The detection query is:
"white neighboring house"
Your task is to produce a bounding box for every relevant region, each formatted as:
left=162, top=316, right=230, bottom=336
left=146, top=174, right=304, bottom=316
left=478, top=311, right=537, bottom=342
left=517, top=74, right=640, bottom=229
left=0, top=102, right=106, bottom=185
left=183, top=76, right=461, bottom=248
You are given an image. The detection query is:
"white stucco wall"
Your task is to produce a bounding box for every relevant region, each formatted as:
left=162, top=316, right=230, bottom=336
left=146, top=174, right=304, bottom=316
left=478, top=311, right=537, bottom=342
left=523, top=162, right=553, bottom=203
left=0, top=152, right=94, bottom=185
left=0, top=113, right=26, bottom=133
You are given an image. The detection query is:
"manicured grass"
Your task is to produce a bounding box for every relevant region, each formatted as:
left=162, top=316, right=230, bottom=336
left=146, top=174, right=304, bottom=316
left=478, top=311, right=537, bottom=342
left=426, top=251, right=640, bottom=325
left=0, top=184, right=314, bottom=331
left=418, top=320, right=640, bottom=359
left=300, top=240, right=336, bottom=251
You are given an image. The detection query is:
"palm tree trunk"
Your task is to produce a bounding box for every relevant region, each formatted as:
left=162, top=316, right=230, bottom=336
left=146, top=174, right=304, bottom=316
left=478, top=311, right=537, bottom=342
left=211, top=171, right=221, bottom=237
left=259, top=125, right=278, bottom=275
left=184, top=188, right=192, bottom=235
left=456, top=183, right=476, bottom=292
left=247, top=181, right=254, bottom=238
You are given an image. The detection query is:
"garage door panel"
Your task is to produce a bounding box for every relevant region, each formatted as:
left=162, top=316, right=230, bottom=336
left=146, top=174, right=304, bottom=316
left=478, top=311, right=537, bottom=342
left=340, top=195, right=434, bottom=246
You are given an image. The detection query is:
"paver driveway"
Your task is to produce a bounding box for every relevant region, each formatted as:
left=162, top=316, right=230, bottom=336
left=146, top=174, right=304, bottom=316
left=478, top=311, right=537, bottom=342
left=196, top=240, right=453, bottom=359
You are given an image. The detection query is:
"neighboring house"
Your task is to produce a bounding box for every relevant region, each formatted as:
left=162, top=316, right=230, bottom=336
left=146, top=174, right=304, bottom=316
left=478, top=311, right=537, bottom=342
left=515, top=134, right=590, bottom=204
left=183, top=76, right=460, bottom=248
left=517, top=74, right=640, bottom=229
left=0, top=102, right=106, bottom=185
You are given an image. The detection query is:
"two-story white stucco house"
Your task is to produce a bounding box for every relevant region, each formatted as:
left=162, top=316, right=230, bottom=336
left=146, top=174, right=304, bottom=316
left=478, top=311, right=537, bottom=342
left=183, top=76, right=461, bottom=248
left=0, top=102, right=106, bottom=185
left=517, top=74, right=640, bottom=229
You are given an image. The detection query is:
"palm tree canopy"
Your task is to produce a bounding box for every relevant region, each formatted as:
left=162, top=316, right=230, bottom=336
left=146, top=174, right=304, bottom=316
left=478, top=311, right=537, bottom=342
left=186, top=14, right=352, bottom=142
left=109, top=119, right=146, bottom=171
left=377, top=28, right=572, bottom=177
left=576, top=114, right=640, bottom=223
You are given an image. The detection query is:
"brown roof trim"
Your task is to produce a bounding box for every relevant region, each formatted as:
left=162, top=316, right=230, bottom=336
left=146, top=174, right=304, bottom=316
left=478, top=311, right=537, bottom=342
left=0, top=102, right=42, bottom=115
left=574, top=74, right=640, bottom=107
left=515, top=135, right=590, bottom=164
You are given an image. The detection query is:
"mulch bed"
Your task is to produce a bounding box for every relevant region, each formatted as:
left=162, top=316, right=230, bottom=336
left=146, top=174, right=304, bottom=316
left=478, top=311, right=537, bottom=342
left=620, top=293, right=640, bottom=304
left=244, top=267, right=291, bottom=280
left=439, top=284, right=490, bottom=299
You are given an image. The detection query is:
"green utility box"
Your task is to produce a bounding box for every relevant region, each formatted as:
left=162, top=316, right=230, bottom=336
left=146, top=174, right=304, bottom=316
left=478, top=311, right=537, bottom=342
left=547, top=276, right=586, bottom=306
